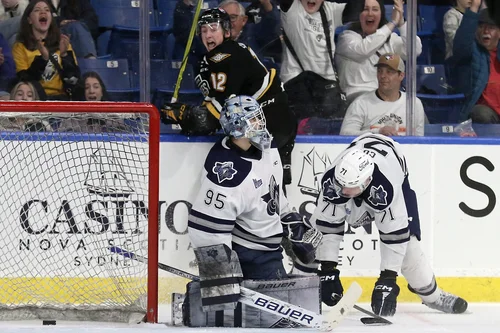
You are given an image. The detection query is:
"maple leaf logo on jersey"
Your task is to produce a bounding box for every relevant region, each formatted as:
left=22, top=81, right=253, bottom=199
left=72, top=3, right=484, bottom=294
left=261, top=175, right=280, bottom=216
left=322, top=178, right=340, bottom=201
left=368, top=185, right=388, bottom=206
left=210, top=53, right=231, bottom=63
left=212, top=161, right=237, bottom=183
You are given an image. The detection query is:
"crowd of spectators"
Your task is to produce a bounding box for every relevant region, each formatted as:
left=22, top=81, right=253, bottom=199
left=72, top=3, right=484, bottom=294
left=0, top=0, right=498, bottom=135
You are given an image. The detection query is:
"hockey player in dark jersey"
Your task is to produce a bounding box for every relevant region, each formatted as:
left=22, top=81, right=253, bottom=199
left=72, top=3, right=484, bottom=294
left=181, top=95, right=322, bottom=327
left=295, top=133, right=468, bottom=317
left=161, top=8, right=297, bottom=185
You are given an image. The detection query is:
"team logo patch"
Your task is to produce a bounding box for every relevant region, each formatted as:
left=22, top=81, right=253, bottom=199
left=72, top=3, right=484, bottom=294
left=253, top=178, right=263, bottom=189
left=212, top=161, right=237, bottom=183
left=261, top=175, right=280, bottom=216
left=210, top=53, right=231, bottom=63
left=351, top=211, right=375, bottom=228
left=322, top=178, right=340, bottom=201
left=368, top=185, right=388, bottom=206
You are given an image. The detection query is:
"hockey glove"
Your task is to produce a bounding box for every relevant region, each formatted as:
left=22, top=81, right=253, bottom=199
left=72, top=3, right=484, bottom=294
left=160, top=103, right=220, bottom=135
left=371, top=270, right=400, bottom=316
left=318, top=261, right=343, bottom=306
left=281, top=212, right=322, bottom=264
left=160, top=102, right=189, bottom=124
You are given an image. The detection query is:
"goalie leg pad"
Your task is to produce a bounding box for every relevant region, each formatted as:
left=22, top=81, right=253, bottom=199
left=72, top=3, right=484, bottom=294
left=241, top=276, right=321, bottom=328
left=182, top=276, right=320, bottom=328
left=194, top=244, right=243, bottom=312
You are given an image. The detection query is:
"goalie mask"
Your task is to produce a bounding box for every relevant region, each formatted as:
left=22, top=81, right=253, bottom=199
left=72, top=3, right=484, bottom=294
left=334, top=149, right=374, bottom=198
left=220, top=95, right=272, bottom=151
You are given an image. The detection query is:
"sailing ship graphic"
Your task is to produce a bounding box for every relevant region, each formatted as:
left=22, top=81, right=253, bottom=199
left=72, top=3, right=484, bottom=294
left=84, top=148, right=135, bottom=197
left=297, top=147, right=332, bottom=198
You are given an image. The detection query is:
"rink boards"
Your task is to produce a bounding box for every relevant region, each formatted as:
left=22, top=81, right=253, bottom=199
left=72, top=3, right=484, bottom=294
left=158, top=135, right=500, bottom=303
left=1, top=134, right=499, bottom=305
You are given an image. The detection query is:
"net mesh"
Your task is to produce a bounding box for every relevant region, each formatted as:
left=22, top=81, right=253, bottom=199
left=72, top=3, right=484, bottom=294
left=0, top=111, right=153, bottom=323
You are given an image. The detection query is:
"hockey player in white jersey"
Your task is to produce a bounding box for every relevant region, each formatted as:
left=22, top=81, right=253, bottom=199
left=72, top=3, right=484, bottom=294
left=183, top=95, right=323, bottom=327
left=299, top=133, right=468, bottom=317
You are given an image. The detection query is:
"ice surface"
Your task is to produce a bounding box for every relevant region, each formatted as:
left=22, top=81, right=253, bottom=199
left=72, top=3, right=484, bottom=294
left=0, top=303, right=498, bottom=332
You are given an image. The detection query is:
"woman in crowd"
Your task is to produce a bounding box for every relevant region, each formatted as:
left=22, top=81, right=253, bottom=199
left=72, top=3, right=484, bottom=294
left=10, top=79, right=39, bottom=100
left=82, top=71, right=109, bottom=101
left=12, top=0, right=80, bottom=100
left=0, top=79, right=52, bottom=131
left=335, top=0, right=421, bottom=105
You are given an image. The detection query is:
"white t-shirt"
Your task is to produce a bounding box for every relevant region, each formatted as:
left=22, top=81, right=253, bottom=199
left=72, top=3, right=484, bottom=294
left=339, top=90, right=425, bottom=136
left=280, top=0, right=346, bottom=83
left=443, top=7, right=464, bottom=60
left=335, top=23, right=422, bottom=99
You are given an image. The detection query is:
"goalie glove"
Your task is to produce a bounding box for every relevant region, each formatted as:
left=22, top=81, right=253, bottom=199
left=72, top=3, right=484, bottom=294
left=281, top=211, right=322, bottom=264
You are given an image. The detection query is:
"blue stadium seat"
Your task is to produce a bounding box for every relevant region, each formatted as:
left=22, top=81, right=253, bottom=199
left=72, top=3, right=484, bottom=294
left=156, top=1, right=177, bottom=30
left=157, top=1, right=217, bottom=29
left=92, top=0, right=156, bottom=29
left=77, top=58, right=140, bottom=102
left=417, top=5, right=451, bottom=64
left=150, top=60, right=203, bottom=109
left=107, top=26, right=169, bottom=70
left=415, top=64, right=464, bottom=123
left=416, top=64, right=452, bottom=95
left=384, top=4, right=407, bottom=22
left=419, top=5, right=451, bottom=34
left=166, top=32, right=186, bottom=61
left=418, top=94, right=465, bottom=124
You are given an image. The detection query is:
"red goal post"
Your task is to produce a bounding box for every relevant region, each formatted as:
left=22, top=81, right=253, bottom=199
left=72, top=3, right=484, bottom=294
left=0, top=102, right=160, bottom=323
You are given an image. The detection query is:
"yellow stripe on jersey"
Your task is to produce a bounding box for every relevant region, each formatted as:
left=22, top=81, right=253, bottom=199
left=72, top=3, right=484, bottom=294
left=253, top=68, right=276, bottom=101
left=203, top=100, right=220, bottom=119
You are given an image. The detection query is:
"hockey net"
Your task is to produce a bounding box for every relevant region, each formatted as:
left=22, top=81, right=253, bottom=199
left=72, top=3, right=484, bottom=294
left=0, top=102, right=159, bottom=323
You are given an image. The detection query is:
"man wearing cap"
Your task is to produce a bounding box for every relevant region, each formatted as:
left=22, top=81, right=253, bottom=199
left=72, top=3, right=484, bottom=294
left=453, top=1, right=500, bottom=123
left=339, top=53, right=425, bottom=136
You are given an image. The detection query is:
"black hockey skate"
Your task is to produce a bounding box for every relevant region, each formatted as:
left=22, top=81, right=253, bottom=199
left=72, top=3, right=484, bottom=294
left=423, top=291, right=468, bottom=314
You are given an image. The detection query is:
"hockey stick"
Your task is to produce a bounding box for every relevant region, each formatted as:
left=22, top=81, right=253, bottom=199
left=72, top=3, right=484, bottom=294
left=171, top=0, right=204, bottom=103
left=332, top=294, right=392, bottom=326
left=110, top=246, right=362, bottom=331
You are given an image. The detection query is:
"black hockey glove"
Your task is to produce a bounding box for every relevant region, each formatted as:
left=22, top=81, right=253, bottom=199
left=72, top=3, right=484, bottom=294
left=371, top=270, right=400, bottom=316
left=160, top=102, right=189, bottom=124
left=281, top=211, right=322, bottom=264
left=318, top=261, right=343, bottom=306
left=160, top=103, right=219, bottom=135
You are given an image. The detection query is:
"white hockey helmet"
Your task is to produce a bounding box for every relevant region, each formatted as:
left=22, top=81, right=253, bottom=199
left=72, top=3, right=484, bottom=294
left=334, top=149, right=374, bottom=197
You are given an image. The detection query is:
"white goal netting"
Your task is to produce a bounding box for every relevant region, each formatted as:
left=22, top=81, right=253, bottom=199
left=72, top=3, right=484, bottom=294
left=0, top=106, right=159, bottom=323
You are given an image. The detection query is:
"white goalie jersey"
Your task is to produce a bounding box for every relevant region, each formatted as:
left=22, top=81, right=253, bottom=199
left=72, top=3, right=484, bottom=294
left=312, top=133, right=412, bottom=272
left=188, top=137, right=290, bottom=252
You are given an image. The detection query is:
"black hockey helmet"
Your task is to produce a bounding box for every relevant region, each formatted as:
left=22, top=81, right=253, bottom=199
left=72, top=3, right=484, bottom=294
left=197, top=8, right=232, bottom=36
